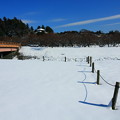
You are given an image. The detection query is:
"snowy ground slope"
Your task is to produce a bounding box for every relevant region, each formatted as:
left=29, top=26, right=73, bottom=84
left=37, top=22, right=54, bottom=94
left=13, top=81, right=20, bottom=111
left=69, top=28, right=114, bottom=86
left=0, top=47, right=120, bottom=120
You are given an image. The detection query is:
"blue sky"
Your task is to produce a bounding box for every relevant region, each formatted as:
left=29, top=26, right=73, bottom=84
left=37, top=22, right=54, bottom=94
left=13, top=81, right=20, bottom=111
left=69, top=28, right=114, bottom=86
left=1, top=0, right=120, bottom=33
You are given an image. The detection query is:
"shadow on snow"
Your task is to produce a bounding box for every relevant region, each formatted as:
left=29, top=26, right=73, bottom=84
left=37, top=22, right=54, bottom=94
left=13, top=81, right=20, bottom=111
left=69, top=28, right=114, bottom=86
left=78, top=71, right=91, bottom=73
left=79, top=100, right=112, bottom=108
left=78, top=81, right=96, bottom=84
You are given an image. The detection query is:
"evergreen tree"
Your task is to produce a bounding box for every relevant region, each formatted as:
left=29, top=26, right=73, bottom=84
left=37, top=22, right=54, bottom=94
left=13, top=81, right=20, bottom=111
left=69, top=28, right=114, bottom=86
left=37, top=26, right=41, bottom=29
left=45, top=26, right=54, bottom=33
left=0, top=17, right=31, bottom=37
left=30, top=26, right=34, bottom=31
left=42, top=25, right=45, bottom=29
left=3, top=17, right=7, bottom=22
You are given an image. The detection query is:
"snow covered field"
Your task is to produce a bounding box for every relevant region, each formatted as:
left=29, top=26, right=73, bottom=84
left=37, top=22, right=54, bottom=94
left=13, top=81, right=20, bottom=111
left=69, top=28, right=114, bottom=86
left=19, top=46, right=120, bottom=61
left=0, top=46, right=120, bottom=120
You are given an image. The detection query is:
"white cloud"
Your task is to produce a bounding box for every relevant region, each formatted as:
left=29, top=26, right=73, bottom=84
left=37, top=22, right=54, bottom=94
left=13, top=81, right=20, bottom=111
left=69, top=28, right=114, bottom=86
left=18, top=12, right=38, bottom=18
left=22, top=20, right=35, bottom=24
left=50, top=18, right=66, bottom=22
left=56, top=14, right=120, bottom=28
left=102, top=22, right=120, bottom=26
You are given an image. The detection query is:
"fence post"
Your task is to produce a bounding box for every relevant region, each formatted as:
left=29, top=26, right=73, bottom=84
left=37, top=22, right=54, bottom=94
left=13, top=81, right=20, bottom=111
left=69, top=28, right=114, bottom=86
left=92, top=62, right=94, bottom=73
left=86, top=57, right=88, bottom=62
left=88, top=56, right=90, bottom=64
left=90, top=56, right=92, bottom=67
left=65, top=57, right=66, bottom=62
left=43, top=56, right=45, bottom=61
left=75, top=58, right=77, bottom=62
left=97, top=70, right=100, bottom=85
left=112, top=82, right=120, bottom=110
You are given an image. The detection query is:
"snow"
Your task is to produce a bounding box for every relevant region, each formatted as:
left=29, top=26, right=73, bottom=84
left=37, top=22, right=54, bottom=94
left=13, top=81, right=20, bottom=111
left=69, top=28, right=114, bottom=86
left=19, top=46, right=120, bottom=61
left=0, top=46, right=120, bottom=120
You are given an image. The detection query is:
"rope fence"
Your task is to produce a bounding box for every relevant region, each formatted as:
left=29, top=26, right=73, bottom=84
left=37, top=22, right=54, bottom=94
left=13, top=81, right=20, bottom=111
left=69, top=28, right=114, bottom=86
left=86, top=56, right=120, bottom=110
left=93, top=67, right=115, bottom=87
left=98, top=71, right=115, bottom=87
left=17, top=54, right=86, bottom=62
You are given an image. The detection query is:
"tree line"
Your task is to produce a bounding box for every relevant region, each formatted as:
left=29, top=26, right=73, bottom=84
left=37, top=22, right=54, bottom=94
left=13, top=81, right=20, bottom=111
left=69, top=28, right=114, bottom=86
left=0, top=17, right=54, bottom=36
left=0, top=17, right=120, bottom=47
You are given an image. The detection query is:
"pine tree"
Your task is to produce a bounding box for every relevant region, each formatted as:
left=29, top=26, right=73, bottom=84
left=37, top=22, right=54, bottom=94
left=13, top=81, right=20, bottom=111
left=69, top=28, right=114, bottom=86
left=37, top=26, right=41, bottom=29
left=42, top=25, right=45, bottom=29
left=45, top=26, right=54, bottom=33
left=0, top=17, right=31, bottom=37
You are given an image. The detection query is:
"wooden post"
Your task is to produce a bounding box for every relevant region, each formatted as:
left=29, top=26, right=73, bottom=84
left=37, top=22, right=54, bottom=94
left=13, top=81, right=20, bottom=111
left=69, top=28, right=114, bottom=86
left=65, top=57, right=66, bottom=62
left=90, top=56, right=92, bottom=67
left=43, top=56, right=45, bottom=61
left=88, top=56, right=90, bottom=64
left=75, top=58, right=76, bottom=62
left=92, top=62, right=94, bottom=73
left=86, top=57, right=88, bottom=62
left=112, top=82, right=120, bottom=110
left=97, top=70, right=100, bottom=85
